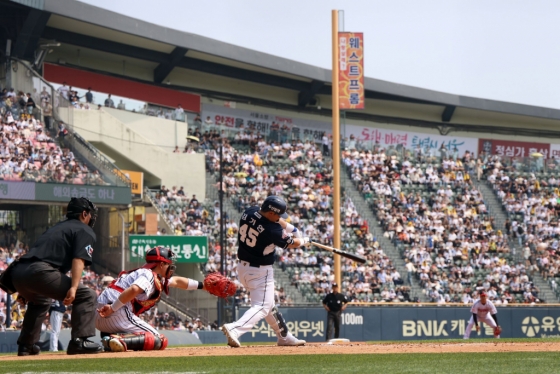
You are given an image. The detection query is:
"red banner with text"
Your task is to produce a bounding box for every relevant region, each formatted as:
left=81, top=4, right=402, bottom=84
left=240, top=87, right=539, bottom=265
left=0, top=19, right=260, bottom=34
left=338, top=32, right=364, bottom=110
left=478, top=139, right=551, bottom=159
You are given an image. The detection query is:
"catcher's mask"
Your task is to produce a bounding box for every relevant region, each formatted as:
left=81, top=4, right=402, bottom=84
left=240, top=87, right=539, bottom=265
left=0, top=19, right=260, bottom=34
left=145, top=246, right=176, bottom=294
left=66, top=197, right=98, bottom=228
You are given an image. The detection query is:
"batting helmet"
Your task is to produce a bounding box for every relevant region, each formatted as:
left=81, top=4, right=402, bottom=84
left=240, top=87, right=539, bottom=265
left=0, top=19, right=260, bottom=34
left=261, top=196, right=288, bottom=218
left=66, top=197, right=98, bottom=228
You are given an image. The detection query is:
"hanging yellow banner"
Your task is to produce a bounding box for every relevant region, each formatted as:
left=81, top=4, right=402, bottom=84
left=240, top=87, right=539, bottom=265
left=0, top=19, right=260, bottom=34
left=338, top=32, right=364, bottom=110
left=120, top=169, right=143, bottom=197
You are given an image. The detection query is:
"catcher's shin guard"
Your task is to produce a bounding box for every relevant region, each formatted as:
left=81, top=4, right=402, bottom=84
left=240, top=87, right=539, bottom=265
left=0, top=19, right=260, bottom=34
left=271, top=305, right=288, bottom=338
left=112, top=332, right=168, bottom=351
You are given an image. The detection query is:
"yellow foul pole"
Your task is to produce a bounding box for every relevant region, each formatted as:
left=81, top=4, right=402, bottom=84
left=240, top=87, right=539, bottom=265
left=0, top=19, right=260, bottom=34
left=331, top=10, right=341, bottom=287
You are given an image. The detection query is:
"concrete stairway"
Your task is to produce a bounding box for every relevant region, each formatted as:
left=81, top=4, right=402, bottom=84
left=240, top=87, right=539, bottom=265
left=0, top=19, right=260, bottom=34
left=340, top=167, right=428, bottom=301
left=476, top=180, right=557, bottom=303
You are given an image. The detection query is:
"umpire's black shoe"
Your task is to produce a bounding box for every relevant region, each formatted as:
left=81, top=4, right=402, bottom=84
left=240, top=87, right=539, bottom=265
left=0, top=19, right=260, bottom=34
left=17, top=344, right=40, bottom=356
left=67, top=338, right=103, bottom=355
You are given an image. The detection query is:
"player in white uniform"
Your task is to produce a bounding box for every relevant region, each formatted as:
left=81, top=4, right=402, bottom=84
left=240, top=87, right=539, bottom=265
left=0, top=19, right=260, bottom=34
left=222, top=196, right=310, bottom=347
left=96, top=246, right=207, bottom=352
left=463, top=290, right=501, bottom=339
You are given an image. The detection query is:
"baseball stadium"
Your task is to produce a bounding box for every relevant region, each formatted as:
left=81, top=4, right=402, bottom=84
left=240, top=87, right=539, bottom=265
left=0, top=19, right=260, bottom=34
left=1, top=0, right=560, bottom=373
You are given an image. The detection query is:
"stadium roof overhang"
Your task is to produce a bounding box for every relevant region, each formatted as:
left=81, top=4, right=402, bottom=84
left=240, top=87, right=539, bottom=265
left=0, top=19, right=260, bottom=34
left=5, top=0, right=560, bottom=138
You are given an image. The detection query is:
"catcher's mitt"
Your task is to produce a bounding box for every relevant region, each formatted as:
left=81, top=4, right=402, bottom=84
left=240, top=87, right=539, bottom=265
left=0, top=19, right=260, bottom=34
left=494, top=326, right=502, bottom=337
left=204, top=272, right=237, bottom=298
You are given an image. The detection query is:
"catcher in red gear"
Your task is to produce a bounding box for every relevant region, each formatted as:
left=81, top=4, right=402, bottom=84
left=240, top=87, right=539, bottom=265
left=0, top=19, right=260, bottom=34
left=96, top=247, right=234, bottom=352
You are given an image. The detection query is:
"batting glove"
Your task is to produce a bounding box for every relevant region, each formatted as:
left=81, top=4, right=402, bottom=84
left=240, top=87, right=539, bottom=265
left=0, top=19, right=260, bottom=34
left=301, top=237, right=312, bottom=247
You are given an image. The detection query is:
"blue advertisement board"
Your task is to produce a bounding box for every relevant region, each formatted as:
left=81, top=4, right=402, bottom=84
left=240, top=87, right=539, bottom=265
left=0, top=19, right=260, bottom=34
left=237, top=306, right=560, bottom=342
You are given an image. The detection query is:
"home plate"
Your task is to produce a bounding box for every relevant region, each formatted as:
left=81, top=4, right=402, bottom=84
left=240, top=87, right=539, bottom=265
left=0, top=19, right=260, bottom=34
left=328, top=339, right=351, bottom=345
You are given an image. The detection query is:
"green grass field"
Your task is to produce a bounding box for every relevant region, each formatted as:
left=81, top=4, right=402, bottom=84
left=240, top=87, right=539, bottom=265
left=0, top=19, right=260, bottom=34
left=3, top=339, right=560, bottom=374
left=3, top=352, right=560, bottom=374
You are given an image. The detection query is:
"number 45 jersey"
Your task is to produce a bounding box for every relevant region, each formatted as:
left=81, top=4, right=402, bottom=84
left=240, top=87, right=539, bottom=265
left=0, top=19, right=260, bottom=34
left=237, top=206, right=295, bottom=266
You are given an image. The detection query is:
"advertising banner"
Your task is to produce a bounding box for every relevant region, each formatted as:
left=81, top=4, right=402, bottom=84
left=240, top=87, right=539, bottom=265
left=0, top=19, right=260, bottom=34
left=548, top=144, right=560, bottom=159
left=129, top=235, right=208, bottom=263
left=338, top=32, right=364, bottom=109
left=238, top=306, right=560, bottom=342
left=35, top=183, right=131, bottom=205
left=202, top=103, right=330, bottom=142
left=120, top=170, right=143, bottom=197
left=478, top=138, right=550, bottom=159
left=0, top=181, right=35, bottom=200
left=344, top=123, right=479, bottom=156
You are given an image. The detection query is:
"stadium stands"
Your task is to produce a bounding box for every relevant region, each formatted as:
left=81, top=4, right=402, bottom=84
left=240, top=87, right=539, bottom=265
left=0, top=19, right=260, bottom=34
left=0, top=88, right=111, bottom=185
left=487, top=154, right=560, bottom=302
left=198, top=132, right=412, bottom=304
left=340, top=144, right=547, bottom=304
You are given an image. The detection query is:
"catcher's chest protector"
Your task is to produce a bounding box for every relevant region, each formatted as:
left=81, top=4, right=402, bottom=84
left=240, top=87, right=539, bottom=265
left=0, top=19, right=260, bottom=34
left=108, top=269, right=163, bottom=315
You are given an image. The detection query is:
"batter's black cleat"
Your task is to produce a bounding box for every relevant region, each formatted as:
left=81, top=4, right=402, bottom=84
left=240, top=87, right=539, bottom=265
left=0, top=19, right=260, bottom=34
left=17, top=344, right=40, bottom=356
left=66, top=338, right=103, bottom=355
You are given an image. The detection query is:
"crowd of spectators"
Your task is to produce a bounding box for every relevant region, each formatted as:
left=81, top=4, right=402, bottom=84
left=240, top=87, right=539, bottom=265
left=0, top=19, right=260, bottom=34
left=124, top=135, right=560, bottom=305
left=0, top=87, right=110, bottom=185
left=197, top=133, right=414, bottom=304
left=342, top=145, right=547, bottom=304
left=486, top=154, right=560, bottom=301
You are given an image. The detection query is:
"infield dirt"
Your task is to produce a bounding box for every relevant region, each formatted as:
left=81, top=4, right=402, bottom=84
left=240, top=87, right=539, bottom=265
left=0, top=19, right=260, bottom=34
left=1, top=341, right=559, bottom=361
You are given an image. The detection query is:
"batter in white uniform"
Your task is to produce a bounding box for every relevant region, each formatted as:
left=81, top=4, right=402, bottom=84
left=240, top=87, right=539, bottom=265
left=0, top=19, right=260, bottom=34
left=222, top=196, right=310, bottom=347
left=463, top=290, right=500, bottom=339
left=96, top=246, right=207, bottom=351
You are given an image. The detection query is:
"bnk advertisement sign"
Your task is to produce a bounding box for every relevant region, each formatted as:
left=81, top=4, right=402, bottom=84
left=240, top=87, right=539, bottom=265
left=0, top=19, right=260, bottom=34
left=238, top=307, right=560, bottom=342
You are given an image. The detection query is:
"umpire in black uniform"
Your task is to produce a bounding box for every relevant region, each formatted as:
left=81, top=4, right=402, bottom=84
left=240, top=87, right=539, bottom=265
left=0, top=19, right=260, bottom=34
left=10, top=197, right=103, bottom=355
left=322, top=282, right=348, bottom=340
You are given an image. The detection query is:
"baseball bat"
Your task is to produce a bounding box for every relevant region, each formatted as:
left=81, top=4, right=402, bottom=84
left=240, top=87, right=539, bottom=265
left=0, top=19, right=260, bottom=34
left=310, top=241, right=367, bottom=264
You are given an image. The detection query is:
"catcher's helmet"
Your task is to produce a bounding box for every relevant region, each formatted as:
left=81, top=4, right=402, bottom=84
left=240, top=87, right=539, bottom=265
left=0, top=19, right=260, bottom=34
left=146, top=246, right=176, bottom=265
left=145, top=246, right=177, bottom=294
left=66, top=197, right=98, bottom=228
left=261, top=196, right=288, bottom=218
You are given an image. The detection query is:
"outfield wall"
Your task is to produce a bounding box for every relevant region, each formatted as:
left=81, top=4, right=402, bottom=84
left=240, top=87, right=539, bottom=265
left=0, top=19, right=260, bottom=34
left=3, top=306, right=558, bottom=352
left=236, top=306, right=560, bottom=342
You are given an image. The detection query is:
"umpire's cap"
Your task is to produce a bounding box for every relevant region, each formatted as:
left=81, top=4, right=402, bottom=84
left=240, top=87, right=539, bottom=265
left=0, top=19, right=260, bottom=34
left=261, top=195, right=288, bottom=218
left=66, top=197, right=98, bottom=228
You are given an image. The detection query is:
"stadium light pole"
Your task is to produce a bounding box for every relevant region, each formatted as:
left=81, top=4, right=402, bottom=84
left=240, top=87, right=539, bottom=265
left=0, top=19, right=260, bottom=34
left=332, top=10, right=342, bottom=287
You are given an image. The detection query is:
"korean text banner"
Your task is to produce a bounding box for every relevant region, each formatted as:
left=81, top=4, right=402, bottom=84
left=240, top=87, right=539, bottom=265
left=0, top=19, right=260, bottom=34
left=0, top=181, right=35, bottom=200
left=344, top=123, right=479, bottom=156
left=202, top=103, right=330, bottom=142
left=129, top=235, right=208, bottom=263
left=34, top=183, right=131, bottom=205
left=478, top=139, right=550, bottom=159
left=339, top=32, right=364, bottom=110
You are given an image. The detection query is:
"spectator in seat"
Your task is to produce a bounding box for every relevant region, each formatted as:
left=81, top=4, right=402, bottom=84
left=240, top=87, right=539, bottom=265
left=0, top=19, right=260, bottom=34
left=177, top=186, right=185, bottom=198
left=175, top=105, right=184, bottom=119
left=104, top=94, right=114, bottom=108
left=85, top=88, right=93, bottom=104
left=42, top=98, right=53, bottom=130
